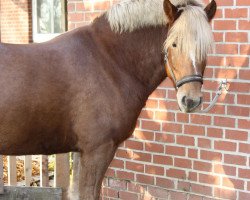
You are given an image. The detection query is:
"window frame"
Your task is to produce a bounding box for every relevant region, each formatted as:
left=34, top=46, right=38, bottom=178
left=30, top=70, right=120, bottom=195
left=32, top=0, right=66, bottom=43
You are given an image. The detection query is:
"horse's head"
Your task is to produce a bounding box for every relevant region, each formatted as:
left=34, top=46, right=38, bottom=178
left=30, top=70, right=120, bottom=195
left=163, top=0, right=217, bottom=113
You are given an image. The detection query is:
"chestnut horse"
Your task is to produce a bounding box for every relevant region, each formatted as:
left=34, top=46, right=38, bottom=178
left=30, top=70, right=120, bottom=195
left=0, top=0, right=216, bottom=199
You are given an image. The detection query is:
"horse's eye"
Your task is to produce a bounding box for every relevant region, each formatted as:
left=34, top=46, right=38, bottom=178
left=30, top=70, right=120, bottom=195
left=172, top=43, right=177, bottom=48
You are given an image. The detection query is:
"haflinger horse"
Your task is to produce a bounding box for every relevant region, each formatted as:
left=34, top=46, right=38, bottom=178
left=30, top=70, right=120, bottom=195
left=0, top=0, right=216, bottom=199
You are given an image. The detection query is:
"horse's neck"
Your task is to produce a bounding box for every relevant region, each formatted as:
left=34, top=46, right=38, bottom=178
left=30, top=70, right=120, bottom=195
left=92, top=16, right=167, bottom=95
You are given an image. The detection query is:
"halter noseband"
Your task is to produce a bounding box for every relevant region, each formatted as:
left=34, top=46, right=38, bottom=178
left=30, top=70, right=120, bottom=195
left=164, top=52, right=203, bottom=89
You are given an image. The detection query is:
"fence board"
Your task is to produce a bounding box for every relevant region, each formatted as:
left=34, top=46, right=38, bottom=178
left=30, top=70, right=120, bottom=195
left=0, top=156, right=3, bottom=194
left=55, top=153, right=70, bottom=198
left=7, top=156, right=16, bottom=186
left=0, top=186, right=62, bottom=200
left=40, top=155, right=49, bottom=187
left=24, top=156, right=32, bottom=186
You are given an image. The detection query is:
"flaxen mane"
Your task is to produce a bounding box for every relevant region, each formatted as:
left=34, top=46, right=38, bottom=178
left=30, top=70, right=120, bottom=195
left=106, top=0, right=214, bottom=61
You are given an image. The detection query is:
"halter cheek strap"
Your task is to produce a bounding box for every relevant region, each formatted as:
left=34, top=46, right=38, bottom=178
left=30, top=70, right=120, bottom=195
left=164, top=52, right=203, bottom=89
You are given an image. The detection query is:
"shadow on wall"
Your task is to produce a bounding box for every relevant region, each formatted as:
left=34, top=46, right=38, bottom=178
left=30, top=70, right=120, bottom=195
left=104, top=57, right=244, bottom=199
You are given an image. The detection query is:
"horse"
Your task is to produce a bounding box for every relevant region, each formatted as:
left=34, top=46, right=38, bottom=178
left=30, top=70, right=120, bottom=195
left=0, top=0, right=216, bottom=199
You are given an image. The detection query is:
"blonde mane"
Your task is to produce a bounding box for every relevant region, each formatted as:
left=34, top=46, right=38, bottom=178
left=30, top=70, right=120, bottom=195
left=106, top=0, right=214, bottom=60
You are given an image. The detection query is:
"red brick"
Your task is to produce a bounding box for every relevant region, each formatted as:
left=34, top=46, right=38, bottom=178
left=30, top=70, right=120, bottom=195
left=188, top=148, right=198, bottom=159
left=239, top=143, right=250, bottom=154
left=216, top=44, right=238, bottom=54
left=136, top=174, right=154, bottom=185
left=148, top=186, right=169, bottom=199
left=68, top=13, right=84, bottom=21
left=225, top=154, right=247, bottom=166
left=225, top=129, right=248, bottom=141
left=239, top=192, right=250, bottom=200
left=216, top=0, right=234, bottom=6
left=124, top=140, right=143, bottom=150
left=133, top=130, right=154, bottom=141
left=156, top=177, right=175, bottom=189
left=108, top=179, right=127, bottom=190
left=213, top=32, right=224, bottom=42
left=214, top=116, right=235, bottom=128
left=194, top=161, right=212, bottom=172
left=145, top=99, right=157, bottom=109
left=236, top=0, right=250, bottom=6
left=238, top=94, right=250, bottom=105
left=225, top=8, right=248, bottom=18
left=188, top=172, right=198, bottom=181
left=139, top=109, right=154, bottom=119
left=239, top=168, right=250, bottom=179
left=214, top=187, right=236, bottom=200
left=239, top=69, right=250, bottom=80
left=150, top=89, right=166, bottom=99
left=126, top=161, right=144, bottom=173
left=109, top=159, right=124, bottom=169
left=145, top=165, right=164, bottom=175
left=141, top=120, right=161, bottom=131
left=199, top=174, right=220, bottom=185
left=162, top=122, right=183, bottom=133
left=76, top=3, right=85, bottom=11
left=93, top=1, right=110, bottom=11
left=105, top=168, right=115, bottom=177
left=132, top=152, right=152, bottom=162
left=239, top=20, right=250, bottom=30
left=184, top=125, right=205, bottom=136
left=222, top=177, right=244, bottom=190
left=145, top=143, right=164, bottom=153
left=190, top=114, right=212, bottom=125
left=153, top=155, right=173, bottom=165
left=207, top=56, right=225, bottom=66
left=207, top=128, right=223, bottom=138
left=127, top=182, right=144, bottom=193
left=229, top=82, right=250, bottom=93
left=214, top=20, right=236, bottom=30
left=119, top=191, right=138, bottom=200
left=238, top=119, right=250, bottom=130
left=200, top=150, right=222, bottom=161
left=169, top=191, right=187, bottom=199
left=214, top=164, right=236, bottom=176
left=116, top=171, right=134, bottom=181
left=240, top=45, right=250, bottom=55
left=101, top=188, right=118, bottom=198
left=174, top=158, right=192, bottom=168
left=159, top=100, right=179, bottom=110
left=227, top=106, right=249, bottom=117
left=116, top=149, right=133, bottom=159
left=155, top=111, right=175, bottom=121
left=176, top=135, right=195, bottom=146
left=165, top=146, right=186, bottom=156
left=166, top=168, right=186, bottom=179
left=214, top=140, right=237, bottom=151
left=155, top=133, right=175, bottom=143
left=198, top=138, right=211, bottom=149
left=191, top=184, right=212, bottom=196
left=226, top=56, right=249, bottom=67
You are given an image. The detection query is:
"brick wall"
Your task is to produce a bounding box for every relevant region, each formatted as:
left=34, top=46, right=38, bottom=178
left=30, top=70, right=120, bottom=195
left=67, top=1, right=250, bottom=199
left=0, top=0, right=32, bottom=43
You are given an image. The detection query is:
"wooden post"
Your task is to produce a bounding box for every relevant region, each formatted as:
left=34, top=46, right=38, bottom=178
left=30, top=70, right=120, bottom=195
left=40, top=155, right=49, bottom=187
left=55, top=153, right=70, bottom=198
left=7, top=156, right=16, bottom=186
left=0, top=156, right=3, bottom=194
left=24, top=156, right=32, bottom=186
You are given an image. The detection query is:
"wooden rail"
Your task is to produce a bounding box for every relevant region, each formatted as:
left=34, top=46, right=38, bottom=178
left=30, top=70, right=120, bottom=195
left=0, top=153, right=70, bottom=199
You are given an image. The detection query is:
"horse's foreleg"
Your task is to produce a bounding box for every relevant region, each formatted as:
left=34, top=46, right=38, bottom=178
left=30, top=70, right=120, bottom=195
left=78, top=141, right=117, bottom=200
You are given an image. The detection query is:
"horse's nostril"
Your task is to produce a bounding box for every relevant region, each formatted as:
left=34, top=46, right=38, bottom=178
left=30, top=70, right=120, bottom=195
left=182, top=96, right=187, bottom=106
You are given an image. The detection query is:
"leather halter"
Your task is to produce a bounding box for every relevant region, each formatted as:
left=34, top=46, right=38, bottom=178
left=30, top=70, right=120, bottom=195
left=164, top=52, right=203, bottom=89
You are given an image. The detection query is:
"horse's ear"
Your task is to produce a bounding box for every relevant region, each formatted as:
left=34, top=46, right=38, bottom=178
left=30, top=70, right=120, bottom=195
left=204, top=0, right=217, bottom=21
left=163, top=0, right=181, bottom=24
